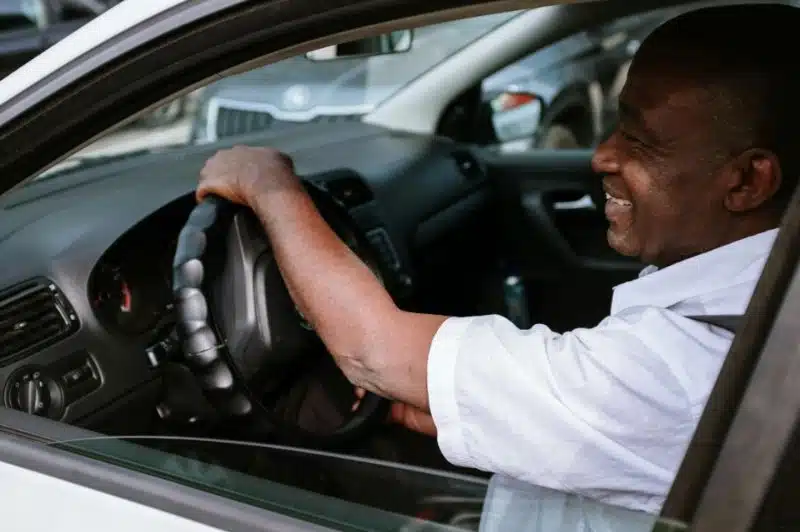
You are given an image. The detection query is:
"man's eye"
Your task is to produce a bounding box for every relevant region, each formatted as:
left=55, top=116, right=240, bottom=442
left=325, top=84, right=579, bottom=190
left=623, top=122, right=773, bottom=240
left=619, top=130, right=640, bottom=144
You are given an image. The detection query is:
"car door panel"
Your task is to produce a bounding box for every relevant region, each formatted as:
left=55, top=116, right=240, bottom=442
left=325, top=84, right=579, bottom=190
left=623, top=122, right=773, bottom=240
left=483, top=148, right=641, bottom=331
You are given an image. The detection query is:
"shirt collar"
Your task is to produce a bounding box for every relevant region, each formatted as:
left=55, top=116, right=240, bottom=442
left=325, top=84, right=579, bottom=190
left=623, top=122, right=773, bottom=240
left=610, top=228, right=779, bottom=314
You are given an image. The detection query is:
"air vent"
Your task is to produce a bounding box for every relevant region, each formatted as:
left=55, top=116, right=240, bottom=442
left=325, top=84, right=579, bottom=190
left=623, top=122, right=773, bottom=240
left=0, top=279, right=79, bottom=365
left=324, top=175, right=374, bottom=209
left=452, top=150, right=485, bottom=181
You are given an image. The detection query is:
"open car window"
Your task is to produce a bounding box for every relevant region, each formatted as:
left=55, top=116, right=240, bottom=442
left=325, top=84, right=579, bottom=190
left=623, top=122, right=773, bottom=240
left=33, top=9, right=522, bottom=181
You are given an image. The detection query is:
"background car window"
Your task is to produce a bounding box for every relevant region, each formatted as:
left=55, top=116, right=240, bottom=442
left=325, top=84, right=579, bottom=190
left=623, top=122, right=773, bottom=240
left=0, top=0, right=45, bottom=31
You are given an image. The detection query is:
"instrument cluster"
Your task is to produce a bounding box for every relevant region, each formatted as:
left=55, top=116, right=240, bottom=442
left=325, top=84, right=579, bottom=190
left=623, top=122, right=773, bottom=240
left=88, top=257, right=174, bottom=337
left=86, top=197, right=192, bottom=340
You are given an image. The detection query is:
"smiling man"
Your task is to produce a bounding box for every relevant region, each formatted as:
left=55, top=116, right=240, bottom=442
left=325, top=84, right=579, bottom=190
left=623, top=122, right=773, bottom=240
left=196, top=4, right=800, bottom=513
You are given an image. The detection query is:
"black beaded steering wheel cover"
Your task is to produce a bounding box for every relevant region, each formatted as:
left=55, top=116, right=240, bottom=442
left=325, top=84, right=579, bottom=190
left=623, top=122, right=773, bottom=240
left=172, top=184, right=389, bottom=447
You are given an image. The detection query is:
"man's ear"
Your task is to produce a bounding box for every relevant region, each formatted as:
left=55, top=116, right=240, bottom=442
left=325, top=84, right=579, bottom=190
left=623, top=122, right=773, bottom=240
left=723, top=148, right=782, bottom=213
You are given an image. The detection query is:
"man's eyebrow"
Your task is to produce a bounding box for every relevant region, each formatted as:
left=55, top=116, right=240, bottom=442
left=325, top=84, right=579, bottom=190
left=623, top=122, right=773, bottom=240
left=618, top=100, right=643, bottom=125
left=618, top=100, right=661, bottom=141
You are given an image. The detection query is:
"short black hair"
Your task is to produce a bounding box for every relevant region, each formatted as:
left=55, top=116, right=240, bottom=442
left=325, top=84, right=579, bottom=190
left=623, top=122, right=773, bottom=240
left=640, top=3, right=800, bottom=208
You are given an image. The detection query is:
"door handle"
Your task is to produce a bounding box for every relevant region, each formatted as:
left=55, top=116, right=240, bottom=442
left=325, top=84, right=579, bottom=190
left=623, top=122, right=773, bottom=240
left=552, top=193, right=596, bottom=211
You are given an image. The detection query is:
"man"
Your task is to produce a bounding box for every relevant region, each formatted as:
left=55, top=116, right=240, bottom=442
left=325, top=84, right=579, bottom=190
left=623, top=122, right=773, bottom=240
left=196, top=4, right=800, bottom=513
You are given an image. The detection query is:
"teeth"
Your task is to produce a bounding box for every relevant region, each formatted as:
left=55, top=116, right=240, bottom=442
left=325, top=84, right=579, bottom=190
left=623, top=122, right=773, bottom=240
left=605, top=192, right=632, bottom=207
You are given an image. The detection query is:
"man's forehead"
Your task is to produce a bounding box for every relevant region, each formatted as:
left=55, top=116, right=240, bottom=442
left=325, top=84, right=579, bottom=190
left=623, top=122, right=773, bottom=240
left=620, top=57, right=715, bottom=126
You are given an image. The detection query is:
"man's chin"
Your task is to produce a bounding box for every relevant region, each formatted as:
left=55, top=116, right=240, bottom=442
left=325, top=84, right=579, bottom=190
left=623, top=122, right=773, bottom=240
left=606, top=229, right=639, bottom=258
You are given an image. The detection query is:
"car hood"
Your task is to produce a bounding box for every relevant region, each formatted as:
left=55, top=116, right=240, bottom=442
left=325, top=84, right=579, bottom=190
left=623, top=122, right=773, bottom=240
left=207, top=55, right=413, bottom=116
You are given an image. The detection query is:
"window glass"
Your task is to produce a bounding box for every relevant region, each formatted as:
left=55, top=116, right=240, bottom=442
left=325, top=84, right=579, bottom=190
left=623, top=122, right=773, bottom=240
left=51, top=436, right=668, bottom=531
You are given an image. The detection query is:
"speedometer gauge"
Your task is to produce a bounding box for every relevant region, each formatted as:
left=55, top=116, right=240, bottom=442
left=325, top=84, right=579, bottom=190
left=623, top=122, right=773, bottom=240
left=91, top=265, right=131, bottom=313
left=89, top=263, right=160, bottom=335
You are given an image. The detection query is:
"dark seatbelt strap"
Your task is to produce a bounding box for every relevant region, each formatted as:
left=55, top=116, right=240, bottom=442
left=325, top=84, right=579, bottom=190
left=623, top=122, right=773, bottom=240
left=686, top=315, right=743, bottom=333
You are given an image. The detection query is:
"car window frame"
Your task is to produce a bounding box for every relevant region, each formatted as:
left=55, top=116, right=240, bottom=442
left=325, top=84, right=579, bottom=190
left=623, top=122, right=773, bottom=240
left=0, top=0, right=798, bottom=530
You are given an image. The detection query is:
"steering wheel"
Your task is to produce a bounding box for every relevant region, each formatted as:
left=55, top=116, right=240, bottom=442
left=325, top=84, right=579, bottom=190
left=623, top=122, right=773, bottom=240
left=171, top=182, right=389, bottom=448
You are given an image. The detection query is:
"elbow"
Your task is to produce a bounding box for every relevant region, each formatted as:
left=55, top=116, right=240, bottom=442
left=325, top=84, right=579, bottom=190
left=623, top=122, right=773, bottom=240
left=323, top=304, right=401, bottom=389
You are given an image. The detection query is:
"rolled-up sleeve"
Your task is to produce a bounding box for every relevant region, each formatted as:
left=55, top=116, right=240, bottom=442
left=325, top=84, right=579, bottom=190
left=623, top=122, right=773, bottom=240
left=427, top=310, right=714, bottom=512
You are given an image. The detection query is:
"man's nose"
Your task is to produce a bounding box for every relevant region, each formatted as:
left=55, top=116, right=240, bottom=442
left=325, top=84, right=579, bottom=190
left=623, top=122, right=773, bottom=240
left=591, top=135, right=620, bottom=176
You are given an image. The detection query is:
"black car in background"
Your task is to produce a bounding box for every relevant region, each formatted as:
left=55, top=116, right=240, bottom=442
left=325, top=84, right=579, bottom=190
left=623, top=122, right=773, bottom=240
left=0, top=0, right=104, bottom=78
left=0, top=0, right=185, bottom=126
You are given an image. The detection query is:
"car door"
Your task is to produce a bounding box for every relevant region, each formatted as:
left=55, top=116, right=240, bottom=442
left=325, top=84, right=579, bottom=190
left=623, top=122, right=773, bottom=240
left=486, top=148, right=638, bottom=331
left=0, top=0, right=47, bottom=79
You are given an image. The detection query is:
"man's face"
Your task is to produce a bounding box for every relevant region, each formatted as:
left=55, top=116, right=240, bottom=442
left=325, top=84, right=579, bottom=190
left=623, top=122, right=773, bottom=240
left=592, top=54, right=733, bottom=267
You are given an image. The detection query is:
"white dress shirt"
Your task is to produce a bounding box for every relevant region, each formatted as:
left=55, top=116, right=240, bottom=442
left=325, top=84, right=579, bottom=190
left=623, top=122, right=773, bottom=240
left=478, top=474, right=659, bottom=532
left=427, top=228, right=778, bottom=514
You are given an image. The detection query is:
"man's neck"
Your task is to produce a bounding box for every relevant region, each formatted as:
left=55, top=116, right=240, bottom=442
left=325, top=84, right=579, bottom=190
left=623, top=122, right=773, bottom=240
left=655, top=219, right=780, bottom=269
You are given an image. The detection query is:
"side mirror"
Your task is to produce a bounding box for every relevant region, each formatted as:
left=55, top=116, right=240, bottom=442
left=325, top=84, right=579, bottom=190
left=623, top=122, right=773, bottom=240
left=486, top=91, right=546, bottom=150
left=306, top=30, right=413, bottom=61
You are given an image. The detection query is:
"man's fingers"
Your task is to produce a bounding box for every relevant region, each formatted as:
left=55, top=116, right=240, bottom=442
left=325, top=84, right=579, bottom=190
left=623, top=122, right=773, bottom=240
left=351, top=387, right=366, bottom=411
left=350, top=390, right=437, bottom=436
left=390, top=402, right=437, bottom=437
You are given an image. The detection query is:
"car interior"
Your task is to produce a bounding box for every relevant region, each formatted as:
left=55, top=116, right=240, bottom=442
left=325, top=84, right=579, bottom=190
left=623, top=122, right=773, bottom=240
left=0, top=0, right=790, bottom=528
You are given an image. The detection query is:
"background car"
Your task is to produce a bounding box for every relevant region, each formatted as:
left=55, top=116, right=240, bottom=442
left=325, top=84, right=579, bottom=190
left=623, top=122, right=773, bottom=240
left=0, top=0, right=103, bottom=80
left=188, top=11, right=522, bottom=144
left=188, top=6, right=676, bottom=149
left=479, top=7, right=670, bottom=150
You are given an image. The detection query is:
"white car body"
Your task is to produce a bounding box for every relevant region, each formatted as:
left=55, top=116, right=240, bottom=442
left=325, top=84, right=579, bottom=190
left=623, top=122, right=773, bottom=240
left=0, top=460, right=223, bottom=532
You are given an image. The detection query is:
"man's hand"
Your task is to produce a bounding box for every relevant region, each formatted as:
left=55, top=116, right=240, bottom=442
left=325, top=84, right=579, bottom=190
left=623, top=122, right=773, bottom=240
left=197, top=145, right=302, bottom=206
left=353, top=388, right=437, bottom=437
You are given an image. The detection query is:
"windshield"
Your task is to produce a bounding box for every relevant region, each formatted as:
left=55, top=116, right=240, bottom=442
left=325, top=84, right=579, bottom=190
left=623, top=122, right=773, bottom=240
left=50, top=435, right=673, bottom=531
left=36, top=10, right=522, bottom=180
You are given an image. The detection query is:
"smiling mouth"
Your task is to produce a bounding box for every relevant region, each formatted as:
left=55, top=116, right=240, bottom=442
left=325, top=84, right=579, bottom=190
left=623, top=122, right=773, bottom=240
left=605, top=192, right=632, bottom=207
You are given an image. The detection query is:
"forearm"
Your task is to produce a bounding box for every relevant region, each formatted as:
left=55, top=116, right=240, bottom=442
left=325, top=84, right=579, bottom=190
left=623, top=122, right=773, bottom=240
left=250, top=185, right=446, bottom=410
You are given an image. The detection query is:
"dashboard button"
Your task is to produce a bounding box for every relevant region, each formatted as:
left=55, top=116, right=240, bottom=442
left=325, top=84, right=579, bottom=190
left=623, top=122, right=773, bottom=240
left=16, top=378, right=48, bottom=415
left=5, top=366, right=64, bottom=419
left=63, top=368, right=83, bottom=386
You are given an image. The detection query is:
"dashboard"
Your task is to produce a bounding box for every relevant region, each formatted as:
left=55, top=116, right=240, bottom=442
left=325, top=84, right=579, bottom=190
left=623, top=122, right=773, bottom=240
left=0, top=121, right=492, bottom=432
